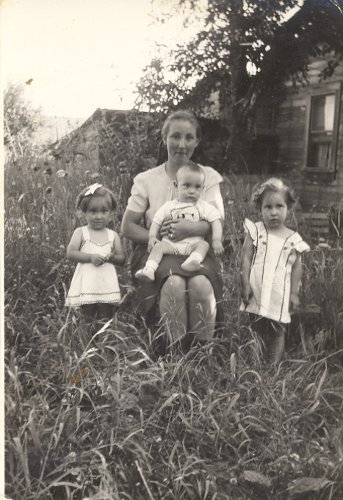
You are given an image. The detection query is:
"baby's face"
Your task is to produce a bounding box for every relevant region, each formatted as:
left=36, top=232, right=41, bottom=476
left=176, top=169, right=204, bottom=203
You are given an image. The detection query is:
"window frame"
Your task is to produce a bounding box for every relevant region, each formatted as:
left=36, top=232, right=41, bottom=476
left=304, top=82, right=341, bottom=172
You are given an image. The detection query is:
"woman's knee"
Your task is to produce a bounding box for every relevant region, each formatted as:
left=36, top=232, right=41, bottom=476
left=160, top=275, right=187, bottom=305
left=188, top=275, right=215, bottom=303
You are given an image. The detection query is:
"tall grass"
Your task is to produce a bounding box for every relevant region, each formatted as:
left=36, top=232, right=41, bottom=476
left=5, top=152, right=343, bottom=499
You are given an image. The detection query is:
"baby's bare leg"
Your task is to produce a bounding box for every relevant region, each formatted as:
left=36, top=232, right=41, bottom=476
left=148, top=240, right=175, bottom=265
left=135, top=241, right=175, bottom=282
left=181, top=240, right=210, bottom=272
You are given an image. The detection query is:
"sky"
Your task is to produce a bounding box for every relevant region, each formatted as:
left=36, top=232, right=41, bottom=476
left=1, top=0, right=201, bottom=118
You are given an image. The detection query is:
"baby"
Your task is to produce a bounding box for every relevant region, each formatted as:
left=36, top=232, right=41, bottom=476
left=135, top=162, right=224, bottom=282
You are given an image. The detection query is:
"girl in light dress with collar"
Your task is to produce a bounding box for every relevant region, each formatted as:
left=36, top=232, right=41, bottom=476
left=240, top=178, right=310, bottom=364
left=66, top=183, right=125, bottom=322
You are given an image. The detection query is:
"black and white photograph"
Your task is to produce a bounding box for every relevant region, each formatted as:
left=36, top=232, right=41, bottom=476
left=3, top=0, right=343, bottom=498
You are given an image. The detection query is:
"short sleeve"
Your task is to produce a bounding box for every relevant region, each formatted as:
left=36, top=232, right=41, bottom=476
left=126, top=172, right=149, bottom=213
left=202, top=166, right=223, bottom=191
left=294, top=238, right=310, bottom=254
left=200, top=201, right=221, bottom=222
left=243, top=218, right=257, bottom=246
left=201, top=166, right=224, bottom=219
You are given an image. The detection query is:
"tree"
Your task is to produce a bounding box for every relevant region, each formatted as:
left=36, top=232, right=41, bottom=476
left=136, top=0, right=343, bottom=172
left=4, top=82, right=43, bottom=162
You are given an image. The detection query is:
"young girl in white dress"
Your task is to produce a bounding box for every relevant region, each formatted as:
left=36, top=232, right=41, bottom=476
left=66, top=183, right=125, bottom=321
left=240, top=178, right=310, bottom=364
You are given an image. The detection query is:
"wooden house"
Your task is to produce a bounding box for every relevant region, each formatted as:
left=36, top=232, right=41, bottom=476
left=251, top=1, right=343, bottom=241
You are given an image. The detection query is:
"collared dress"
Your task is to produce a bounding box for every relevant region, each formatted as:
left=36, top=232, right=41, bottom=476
left=240, top=218, right=310, bottom=324
left=66, top=226, right=121, bottom=306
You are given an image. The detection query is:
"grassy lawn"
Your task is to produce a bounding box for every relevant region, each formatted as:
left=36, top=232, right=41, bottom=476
left=4, top=159, right=343, bottom=499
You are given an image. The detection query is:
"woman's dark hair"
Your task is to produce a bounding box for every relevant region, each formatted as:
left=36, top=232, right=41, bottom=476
left=161, top=110, right=202, bottom=142
left=76, top=185, right=117, bottom=212
left=251, top=177, right=297, bottom=209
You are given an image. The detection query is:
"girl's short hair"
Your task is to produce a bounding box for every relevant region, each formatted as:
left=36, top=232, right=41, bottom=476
left=161, top=110, right=202, bottom=141
left=76, top=184, right=117, bottom=212
left=251, top=177, right=297, bottom=209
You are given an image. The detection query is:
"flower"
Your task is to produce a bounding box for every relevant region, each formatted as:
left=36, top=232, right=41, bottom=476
left=56, top=169, right=67, bottom=178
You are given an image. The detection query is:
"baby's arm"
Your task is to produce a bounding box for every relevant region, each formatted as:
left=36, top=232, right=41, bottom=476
left=66, top=228, right=106, bottom=266
left=211, top=219, right=224, bottom=256
left=148, top=221, right=162, bottom=252
left=240, top=233, right=254, bottom=305
left=290, top=253, right=302, bottom=310
left=107, top=232, right=125, bottom=266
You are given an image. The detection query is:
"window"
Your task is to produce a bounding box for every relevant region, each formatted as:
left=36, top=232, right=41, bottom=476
left=305, top=85, right=341, bottom=171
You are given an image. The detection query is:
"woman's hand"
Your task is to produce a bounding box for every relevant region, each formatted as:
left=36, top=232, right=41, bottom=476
left=169, top=220, right=193, bottom=241
left=162, top=219, right=197, bottom=242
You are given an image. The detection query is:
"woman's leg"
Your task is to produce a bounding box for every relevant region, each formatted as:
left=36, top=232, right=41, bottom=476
left=188, top=275, right=217, bottom=341
left=159, top=275, right=188, bottom=343
left=269, top=321, right=286, bottom=365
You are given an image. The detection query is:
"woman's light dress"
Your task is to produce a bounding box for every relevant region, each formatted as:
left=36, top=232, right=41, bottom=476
left=66, top=226, right=121, bottom=306
left=240, top=219, right=310, bottom=323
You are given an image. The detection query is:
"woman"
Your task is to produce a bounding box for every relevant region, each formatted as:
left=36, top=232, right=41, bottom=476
left=121, top=110, right=224, bottom=348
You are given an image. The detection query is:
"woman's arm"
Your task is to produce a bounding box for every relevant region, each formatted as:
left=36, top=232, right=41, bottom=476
left=167, top=218, right=211, bottom=241
left=240, top=234, right=254, bottom=304
left=108, top=232, right=125, bottom=266
left=121, top=209, right=149, bottom=244
left=206, top=183, right=225, bottom=219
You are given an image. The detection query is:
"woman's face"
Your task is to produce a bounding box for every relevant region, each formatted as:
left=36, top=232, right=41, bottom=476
left=164, top=119, right=199, bottom=164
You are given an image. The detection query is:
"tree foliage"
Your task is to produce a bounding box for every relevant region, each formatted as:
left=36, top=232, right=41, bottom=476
left=4, top=82, right=43, bottom=162
left=137, top=0, right=343, bottom=171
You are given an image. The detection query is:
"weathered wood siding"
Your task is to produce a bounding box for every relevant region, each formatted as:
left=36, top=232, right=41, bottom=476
left=273, top=57, right=343, bottom=210
left=53, top=121, right=101, bottom=174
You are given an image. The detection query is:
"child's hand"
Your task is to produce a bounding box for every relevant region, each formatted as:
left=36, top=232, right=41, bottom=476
left=290, top=292, right=300, bottom=311
left=148, top=237, right=159, bottom=252
left=90, top=254, right=107, bottom=266
left=241, top=284, right=253, bottom=306
left=212, top=239, right=224, bottom=256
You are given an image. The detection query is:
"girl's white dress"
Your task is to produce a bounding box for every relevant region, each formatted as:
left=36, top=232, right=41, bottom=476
left=240, top=219, right=310, bottom=323
left=66, top=226, right=121, bottom=306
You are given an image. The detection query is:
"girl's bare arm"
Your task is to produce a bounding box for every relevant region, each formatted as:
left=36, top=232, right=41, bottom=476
left=108, top=232, right=125, bottom=266
left=240, top=234, right=254, bottom=304
left=290, top=253, right=302, bottom=309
